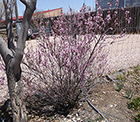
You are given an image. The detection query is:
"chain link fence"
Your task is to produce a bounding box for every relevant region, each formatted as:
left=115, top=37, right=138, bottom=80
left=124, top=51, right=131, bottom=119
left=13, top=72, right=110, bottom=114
left=107, top=33, right=140, bottom=72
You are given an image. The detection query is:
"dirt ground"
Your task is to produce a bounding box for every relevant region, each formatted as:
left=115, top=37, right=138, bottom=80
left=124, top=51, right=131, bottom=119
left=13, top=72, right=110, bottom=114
left=11, top=66, right=137, bottom=122
left=1, top=65, right=139, bottom=122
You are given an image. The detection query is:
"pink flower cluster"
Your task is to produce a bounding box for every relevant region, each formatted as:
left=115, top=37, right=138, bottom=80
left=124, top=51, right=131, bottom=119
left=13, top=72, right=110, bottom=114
left=21, top=2, right=131, bottom=105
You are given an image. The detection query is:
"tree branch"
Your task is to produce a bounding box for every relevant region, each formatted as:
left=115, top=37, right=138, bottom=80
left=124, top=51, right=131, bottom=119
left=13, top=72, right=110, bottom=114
left=3, top=0, right=15, bottom=50
left=13, top=0, right=36, bottom=75
left=0, top=36, right=13, bottom=66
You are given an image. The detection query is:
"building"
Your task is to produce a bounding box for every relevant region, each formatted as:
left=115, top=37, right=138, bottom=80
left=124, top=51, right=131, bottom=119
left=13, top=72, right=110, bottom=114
left=124, top=0, right=140, bottom=7
left=33, top=8, right=62, bottom=18
left=96, top=0, right=140, bottom=10
left=0, top=7, right=63, bottom=28
left=0, top=8, right=63, bottom=36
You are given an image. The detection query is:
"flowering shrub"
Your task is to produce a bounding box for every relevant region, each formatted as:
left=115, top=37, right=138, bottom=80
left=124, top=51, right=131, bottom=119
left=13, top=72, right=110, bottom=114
left=22, top=2, right=131, bottom=114
left=3, top=1, right=130, bottom=114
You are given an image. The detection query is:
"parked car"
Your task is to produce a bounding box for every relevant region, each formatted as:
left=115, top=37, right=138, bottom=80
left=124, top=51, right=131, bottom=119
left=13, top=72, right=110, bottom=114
left=16, top=20, right=38, bottom=40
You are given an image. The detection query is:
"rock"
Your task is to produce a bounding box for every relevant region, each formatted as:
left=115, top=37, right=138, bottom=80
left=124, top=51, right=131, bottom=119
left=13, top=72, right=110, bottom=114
left=77, top=118, right=81, bottom=121
left=118, top=69, right=127, bottom=74
left=106, top=71, right=124, bottom=81
left=67, top=119, right=73, bottom=122
left=94, top=78, right=100, bottom=83
left=102, top=91, right=106, bottom=94
left=121, top=92, right=125, bottom=95
left=72, top=117, right=76, bottom=122
left=67, top=115, right=72, bottom=118
left=101, top=120, right=106, bottom=122
left=76, top=113, right=79, bottom=117
left=114, top=104, right=117, bottom=107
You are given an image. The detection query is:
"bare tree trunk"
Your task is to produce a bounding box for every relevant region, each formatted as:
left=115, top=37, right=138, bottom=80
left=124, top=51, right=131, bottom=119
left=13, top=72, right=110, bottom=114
left=0, top=0, right=37, bottom=121
left=7, top=59, right=27, bottom=122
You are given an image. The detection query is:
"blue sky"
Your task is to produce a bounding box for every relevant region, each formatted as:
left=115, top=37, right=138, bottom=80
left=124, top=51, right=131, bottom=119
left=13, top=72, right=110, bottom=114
left=17, top=0, right=95, bottom=16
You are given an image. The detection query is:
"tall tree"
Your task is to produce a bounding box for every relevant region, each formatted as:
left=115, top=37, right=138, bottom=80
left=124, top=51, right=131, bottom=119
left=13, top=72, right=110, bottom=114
left=0, top=0, right=36, bottom=121
left=0, top=0, right=5, bottom=20
left=0, top=0, right=16, bottom=21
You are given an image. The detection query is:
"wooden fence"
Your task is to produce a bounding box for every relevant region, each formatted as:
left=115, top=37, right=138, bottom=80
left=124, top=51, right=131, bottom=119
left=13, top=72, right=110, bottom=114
left=1, top=6, right=140, bottom=36
left=113, top=6, right=140, bottom=34
left=91, top=6, right=140, bottom=34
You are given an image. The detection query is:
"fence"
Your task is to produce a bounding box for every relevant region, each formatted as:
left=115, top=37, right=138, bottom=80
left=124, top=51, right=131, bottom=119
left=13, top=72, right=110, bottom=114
left=106, top=33, right=140, bottom=72
left=103, top=7, right=140, bottom=71
left=91, top=6, right=140, bottom=34
left=114, top=6, right=140, bottom=33
left=48, top=6, right=140, bottom=35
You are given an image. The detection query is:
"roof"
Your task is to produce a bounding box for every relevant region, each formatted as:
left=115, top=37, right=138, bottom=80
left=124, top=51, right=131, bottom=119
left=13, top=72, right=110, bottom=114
left=33, top=8, right=62, bottom=16
left=0, top=7, right=62, bottom=23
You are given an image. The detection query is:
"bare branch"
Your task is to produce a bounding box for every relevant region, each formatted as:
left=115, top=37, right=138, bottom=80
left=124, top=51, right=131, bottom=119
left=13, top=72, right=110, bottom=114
left=13, top=0, right=36, bottom=74
left=3, top=0, right=15, bottom=50
left=0, top=35, right=13, bottom=65
left=20, top=0, right=36, bottom=7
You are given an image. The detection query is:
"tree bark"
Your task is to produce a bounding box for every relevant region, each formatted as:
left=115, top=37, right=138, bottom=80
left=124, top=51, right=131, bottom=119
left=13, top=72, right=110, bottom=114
left=7, top=59, right=27, bottom=122
left=0, top=0, right=37, bottom=121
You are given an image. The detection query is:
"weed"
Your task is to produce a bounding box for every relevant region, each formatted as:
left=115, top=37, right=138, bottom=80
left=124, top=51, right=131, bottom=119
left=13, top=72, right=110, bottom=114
left=85, top=118, right=95, bottom=122
left=117, top=82, right=124, bottom=92
left=127, top=71, right=133, bottom=76
left=113, top=82, right=124, bottom=92
left=135, top=112, right=140, bottom=122
left=134, top=65, right=140, bottom=74
left=96, top=94, right=100, bottom=98
left=96, top=116, right=104, bottom=121
left=126, top=88, right=133, bottom=99
left=130, top=67, right=133, bottom=69
left=128, top=97, right=140, bottom=110
left=117, top=75, right=126, bottom=82
left=27, top=115, right=32, bottom=120
left=114, top=74, right=126, bottom=92
left=116, top=75, right=122, bottom=80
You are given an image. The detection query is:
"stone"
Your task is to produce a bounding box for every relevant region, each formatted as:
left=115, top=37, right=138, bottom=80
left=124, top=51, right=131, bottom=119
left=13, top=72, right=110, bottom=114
left=76, top=113, right=79, bottom=117
left=102, top=91, right=106, bottom=94
left=67, top=115, right=72, bottom=118
left=77, top=118, right=81, bottom=121
left=106, top=71, right=124, bottom=81
left=101, top=120, right=106, bottom=122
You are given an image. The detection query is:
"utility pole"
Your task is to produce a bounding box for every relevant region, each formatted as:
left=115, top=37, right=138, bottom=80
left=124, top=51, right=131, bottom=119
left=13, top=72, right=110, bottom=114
left=14, top=0, right=21, bottom=37
left=15, top=0, right=18, bottom=21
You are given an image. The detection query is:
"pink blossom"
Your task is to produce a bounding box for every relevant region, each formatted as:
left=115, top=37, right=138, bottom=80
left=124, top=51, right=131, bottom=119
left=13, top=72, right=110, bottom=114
left=20, top=4, right=131, bottom=108
left=97, top=6, right=101, bottom=10
left=121, top=7, right=124, bottom=11
left=115, top=0, right=119, bottom=6
left=106, top=14, right=111, bottom=23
